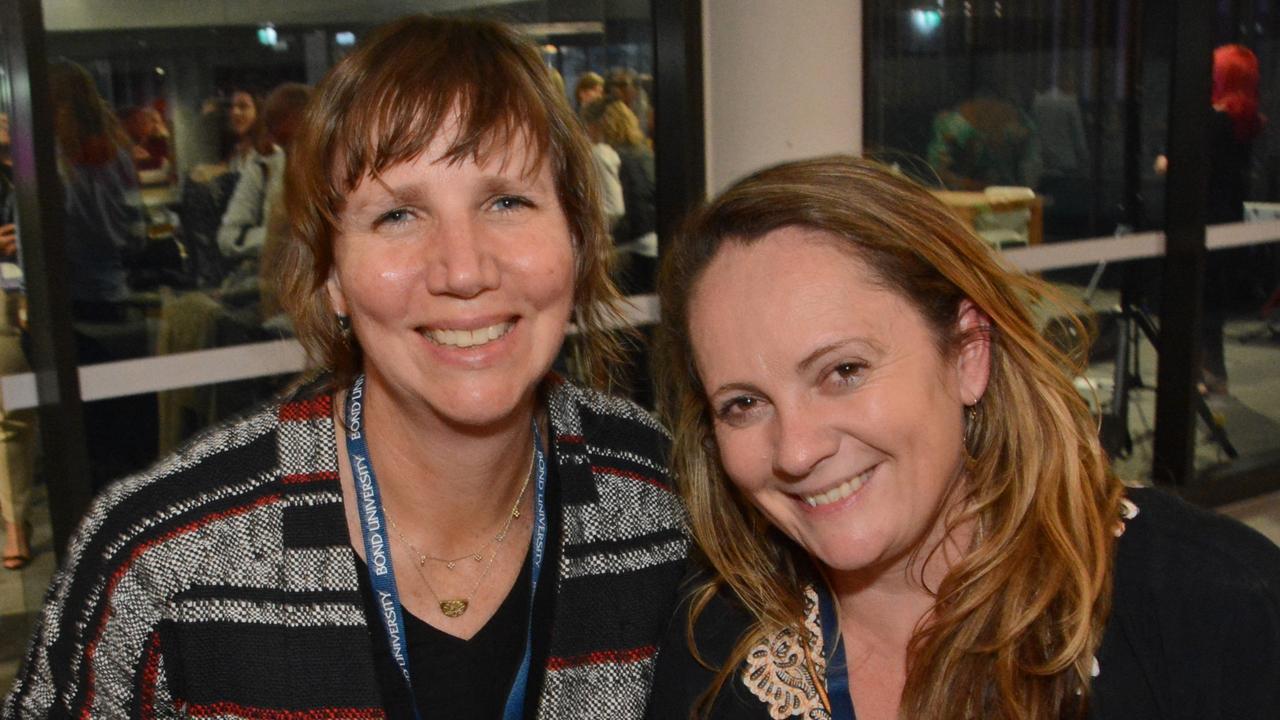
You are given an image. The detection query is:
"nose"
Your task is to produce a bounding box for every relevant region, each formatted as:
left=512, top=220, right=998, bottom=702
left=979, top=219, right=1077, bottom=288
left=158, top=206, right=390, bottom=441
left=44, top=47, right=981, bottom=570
left=425, top=217, right=500, bottom=298
left=771, top=404, right=840, bottom=480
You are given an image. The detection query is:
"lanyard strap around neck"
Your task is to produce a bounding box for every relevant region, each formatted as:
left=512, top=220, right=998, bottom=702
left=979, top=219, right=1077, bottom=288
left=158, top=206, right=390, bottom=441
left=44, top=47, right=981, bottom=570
left=344, top=374, right=549, bottom=719
left=816, top=583, right=857, bottom=720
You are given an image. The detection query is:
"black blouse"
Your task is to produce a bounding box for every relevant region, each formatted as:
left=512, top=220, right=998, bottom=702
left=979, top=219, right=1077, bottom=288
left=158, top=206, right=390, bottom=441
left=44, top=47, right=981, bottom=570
left=356, top=450, right=563, bottom=720
left=357, top=548, right=533, bottom=718
left=645, top=487, right=1280, bottom=720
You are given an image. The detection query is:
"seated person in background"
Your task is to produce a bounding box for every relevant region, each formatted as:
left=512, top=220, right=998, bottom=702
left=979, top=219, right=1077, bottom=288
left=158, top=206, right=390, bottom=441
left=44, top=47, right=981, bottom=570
left=121, top=105, right=172, bottom=176
left=216, top=83, right=311, bottom=264
left=647, top=155, right=1280, bottom=720
left=927, top=89, right=1041, bottom=191
left=188, top=88, right=265, bottom=184
left=225, top=88, right=264, bottom=175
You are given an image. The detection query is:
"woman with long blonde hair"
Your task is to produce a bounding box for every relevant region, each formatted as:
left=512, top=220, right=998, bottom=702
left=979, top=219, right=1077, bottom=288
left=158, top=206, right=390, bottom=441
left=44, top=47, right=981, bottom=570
left=646, top=155, right=1280, bottom=720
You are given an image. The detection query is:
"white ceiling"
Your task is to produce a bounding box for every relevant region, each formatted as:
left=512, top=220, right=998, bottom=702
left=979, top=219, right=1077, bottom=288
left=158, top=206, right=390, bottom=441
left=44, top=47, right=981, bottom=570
left=42, top=0, right=525, bottom=31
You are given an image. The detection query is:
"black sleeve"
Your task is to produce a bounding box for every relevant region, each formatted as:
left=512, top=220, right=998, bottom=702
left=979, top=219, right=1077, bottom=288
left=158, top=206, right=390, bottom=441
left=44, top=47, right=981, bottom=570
left=644, top=575, right=771, bottom=720
left=1196, top=574, right=1280, bottom=719
left=1164, top=508, right=1280, bottom=719
left=1094, top=488, right=1280, bottom=720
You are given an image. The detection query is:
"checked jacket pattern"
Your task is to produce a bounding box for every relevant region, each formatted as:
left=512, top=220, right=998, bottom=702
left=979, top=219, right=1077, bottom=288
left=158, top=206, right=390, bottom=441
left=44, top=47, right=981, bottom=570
left=3, top=377, right=688, bottom=719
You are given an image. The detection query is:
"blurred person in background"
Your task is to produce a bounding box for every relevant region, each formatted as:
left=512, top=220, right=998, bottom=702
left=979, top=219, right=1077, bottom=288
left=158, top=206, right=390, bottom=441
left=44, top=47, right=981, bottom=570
left=216, top=83, right=311, bottom=276
left=1155, top=44, right=1269, bottom=395
left=582, top=98, right=655, bottom=295
left=606, top=69, right=652, bottom=140
left=0, top=112, right=15, bottom=259
left=47, top=59, right=147, bottom=322
left=575, top=70, right=604, bottom=110
left=121, top=105, right=172, bottom=176
left=0, top=110, right=33, bottom=573
left=226, top=88, right=265, bottom=174
left=182, top=88, right=268, bottom=289
left=927, top=87, right=1041, bottom=191
left=1202, top=44, right=1267, bottom=395
left=581, top=95, right=626, bottom=234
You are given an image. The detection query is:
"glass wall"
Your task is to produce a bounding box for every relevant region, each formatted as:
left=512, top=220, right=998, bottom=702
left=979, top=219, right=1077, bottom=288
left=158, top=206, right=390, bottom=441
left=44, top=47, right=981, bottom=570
left=865, top=0, right=1280, bottom=488
left=23, top=0, right=661, bottom=487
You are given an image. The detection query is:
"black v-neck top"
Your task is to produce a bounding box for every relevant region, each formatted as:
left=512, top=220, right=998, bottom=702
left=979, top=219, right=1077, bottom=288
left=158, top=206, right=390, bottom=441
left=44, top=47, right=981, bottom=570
left=355, top=446, right=563, bottom=720
left=357, top=547, right=533, bottom=718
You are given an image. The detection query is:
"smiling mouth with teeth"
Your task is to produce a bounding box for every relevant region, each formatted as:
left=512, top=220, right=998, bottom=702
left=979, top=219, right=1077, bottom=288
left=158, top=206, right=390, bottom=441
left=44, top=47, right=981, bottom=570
left=423, top=321, right=515, bottom=348
left=799, top=466, right=874, bottom=508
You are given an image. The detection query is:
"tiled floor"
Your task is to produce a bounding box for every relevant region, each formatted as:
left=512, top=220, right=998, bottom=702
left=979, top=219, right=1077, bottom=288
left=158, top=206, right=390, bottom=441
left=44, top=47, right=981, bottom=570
left=1, top=482, right=53, bottom=692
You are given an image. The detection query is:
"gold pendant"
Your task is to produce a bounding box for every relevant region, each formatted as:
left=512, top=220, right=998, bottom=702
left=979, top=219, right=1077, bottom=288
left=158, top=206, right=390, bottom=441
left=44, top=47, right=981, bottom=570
left=440, top=599, right=468, bottom=617
left=472, top=553, right=483, bottom=562
left=445, top=561, right=456, bottom=570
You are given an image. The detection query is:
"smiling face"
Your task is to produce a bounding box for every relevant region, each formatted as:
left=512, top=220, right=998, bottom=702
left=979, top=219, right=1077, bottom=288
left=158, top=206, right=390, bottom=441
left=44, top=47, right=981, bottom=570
left=228, top=91, right=257, bottom=139
left=688, top=227, right=989, bottom=578
left=326, top=128, right=576, bottom=430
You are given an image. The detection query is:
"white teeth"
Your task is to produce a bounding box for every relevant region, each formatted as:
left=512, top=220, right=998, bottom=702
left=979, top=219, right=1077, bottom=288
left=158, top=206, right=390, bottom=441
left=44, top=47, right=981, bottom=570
left=425, top=321, right=513, bottom=348
left=800, top=468, right=872, bottom=508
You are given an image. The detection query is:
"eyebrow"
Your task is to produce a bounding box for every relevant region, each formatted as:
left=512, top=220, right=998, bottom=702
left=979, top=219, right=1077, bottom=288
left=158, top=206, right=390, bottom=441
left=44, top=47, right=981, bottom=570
left=351, top=176, right=428, bottom=211
left=796, top=336, right=879, bottom=374
left=477, top=173, right=536, bottom=196
left=706, top=381, right=759, bottom=400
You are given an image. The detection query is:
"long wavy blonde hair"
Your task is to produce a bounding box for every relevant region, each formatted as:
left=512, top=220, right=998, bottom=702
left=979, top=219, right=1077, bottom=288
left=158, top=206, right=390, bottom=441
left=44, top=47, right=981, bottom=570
left=655, top=155, right=1124, bottom=719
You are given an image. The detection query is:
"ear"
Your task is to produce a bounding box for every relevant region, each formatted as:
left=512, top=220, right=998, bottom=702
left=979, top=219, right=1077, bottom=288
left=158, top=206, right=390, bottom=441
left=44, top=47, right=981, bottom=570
left=325, top=269, right=349, bottom=318
left=953, top=299, right=991, bottom=406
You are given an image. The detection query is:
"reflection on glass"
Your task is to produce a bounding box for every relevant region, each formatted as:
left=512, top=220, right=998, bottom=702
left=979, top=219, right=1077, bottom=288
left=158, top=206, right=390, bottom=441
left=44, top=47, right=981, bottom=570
left=868, top=0, right=1280, bottom=487
left=0, top=22, right=55, bottom=695
left=32, top=4, right=657, bottom=476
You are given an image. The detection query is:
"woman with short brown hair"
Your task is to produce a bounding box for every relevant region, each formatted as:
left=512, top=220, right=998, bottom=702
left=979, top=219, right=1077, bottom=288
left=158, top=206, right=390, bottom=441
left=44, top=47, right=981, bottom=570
left=6, top=17, right=687, bottom=718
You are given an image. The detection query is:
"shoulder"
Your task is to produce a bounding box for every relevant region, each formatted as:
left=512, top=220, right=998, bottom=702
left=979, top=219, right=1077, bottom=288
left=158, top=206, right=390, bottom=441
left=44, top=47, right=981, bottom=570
left=536, top=381, right=689, bottom=716
left=1097, top=487, right=1280, bottom=716
left=546, top=378, right=670, bottom=456
left=592, top=142, right=621, bottom=166
left=262, top=148, right=286, bottom=174
left=1115, top=486, right=1280, bottom=605
left=545, top=376, right=680, bottom=509
left=64, top=391, right=332, bottom=585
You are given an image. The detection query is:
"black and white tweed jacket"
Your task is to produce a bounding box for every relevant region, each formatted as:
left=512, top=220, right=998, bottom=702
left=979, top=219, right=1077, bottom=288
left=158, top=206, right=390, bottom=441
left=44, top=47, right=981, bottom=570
left=4, top=378, right=688, bottom=719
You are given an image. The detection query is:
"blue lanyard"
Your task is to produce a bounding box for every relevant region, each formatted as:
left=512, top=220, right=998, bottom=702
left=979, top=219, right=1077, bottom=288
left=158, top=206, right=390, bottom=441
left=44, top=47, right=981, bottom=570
left=816, top=583, right=857, bottom=720
left=344, top=375, right=549, bottom=719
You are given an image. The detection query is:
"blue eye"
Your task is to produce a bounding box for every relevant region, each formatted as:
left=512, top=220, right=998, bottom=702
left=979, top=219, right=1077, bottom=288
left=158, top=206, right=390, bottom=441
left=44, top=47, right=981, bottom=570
left=375, top=208, right=411, bottom=226
left=493, top=195, right=533, bottom=212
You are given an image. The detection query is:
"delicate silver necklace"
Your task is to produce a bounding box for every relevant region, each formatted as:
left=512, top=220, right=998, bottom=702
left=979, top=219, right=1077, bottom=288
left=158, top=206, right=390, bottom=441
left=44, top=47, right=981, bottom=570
left=389, top=450, right=534, bottom=618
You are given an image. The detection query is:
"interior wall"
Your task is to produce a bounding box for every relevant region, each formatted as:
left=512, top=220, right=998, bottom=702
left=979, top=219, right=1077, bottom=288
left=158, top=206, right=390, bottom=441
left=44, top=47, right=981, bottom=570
left=703, top=0, right=862, bottom=194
